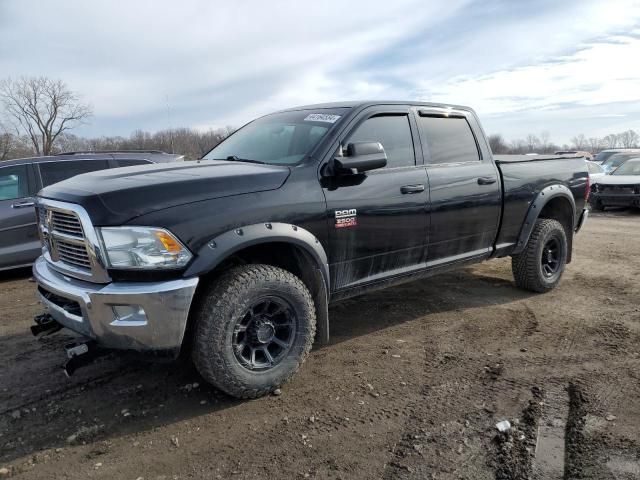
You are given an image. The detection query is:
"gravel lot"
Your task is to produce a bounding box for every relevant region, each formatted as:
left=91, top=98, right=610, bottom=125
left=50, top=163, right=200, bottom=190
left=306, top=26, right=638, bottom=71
left=1, top=210, right=639, bottom=479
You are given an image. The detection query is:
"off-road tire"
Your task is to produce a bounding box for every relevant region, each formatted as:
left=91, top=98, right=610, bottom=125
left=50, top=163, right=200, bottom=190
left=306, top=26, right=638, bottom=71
left=192, top=264, right=316, bottom=399
left=511, top=218, right=568, bottom=293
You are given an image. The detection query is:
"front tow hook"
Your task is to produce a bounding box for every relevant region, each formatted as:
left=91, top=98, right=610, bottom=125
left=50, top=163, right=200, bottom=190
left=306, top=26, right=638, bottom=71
left=63, top=341, right=110, bottom=377
left=31, top=313, right=62, bottom=338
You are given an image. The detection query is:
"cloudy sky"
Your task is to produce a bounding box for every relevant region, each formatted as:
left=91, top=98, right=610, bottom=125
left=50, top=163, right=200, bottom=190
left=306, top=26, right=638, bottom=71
left=1, top=0, right=639, bottom=144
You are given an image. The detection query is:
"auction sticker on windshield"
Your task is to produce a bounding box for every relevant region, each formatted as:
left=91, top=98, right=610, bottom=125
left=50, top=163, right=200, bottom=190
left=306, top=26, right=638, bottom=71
left=304, top=113, right=341, bottom=123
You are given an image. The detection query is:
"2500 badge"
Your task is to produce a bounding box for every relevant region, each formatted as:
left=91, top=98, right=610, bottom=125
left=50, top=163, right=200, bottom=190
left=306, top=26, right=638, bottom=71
left=335, top=209, right=357, bottom=228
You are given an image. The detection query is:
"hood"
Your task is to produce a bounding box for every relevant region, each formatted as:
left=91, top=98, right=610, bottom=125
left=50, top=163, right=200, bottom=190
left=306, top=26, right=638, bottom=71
left=38, top=160, right=290, bottom=225
left=594, top=175, right=640, bottom=186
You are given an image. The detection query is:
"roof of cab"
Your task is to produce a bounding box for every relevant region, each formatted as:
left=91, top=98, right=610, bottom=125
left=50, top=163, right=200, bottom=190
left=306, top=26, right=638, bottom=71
left=277, top=100, right=475, bottom=113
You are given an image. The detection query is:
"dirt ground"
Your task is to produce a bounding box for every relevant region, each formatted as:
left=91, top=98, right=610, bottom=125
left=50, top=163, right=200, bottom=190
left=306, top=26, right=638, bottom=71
left=1, top=209, right=639, bottom=479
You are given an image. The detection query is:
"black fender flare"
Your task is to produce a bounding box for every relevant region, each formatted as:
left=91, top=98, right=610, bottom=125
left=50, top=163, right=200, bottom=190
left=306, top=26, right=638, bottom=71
left=512, top=184, right=576, bottom=255
left=183, top=222, right=331, bottom=343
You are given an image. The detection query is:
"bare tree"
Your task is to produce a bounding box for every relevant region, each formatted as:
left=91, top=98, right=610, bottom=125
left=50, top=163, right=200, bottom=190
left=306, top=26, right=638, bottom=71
left=587, top=137, right=603, bottom=153
left=0, top=131, right=12, bottom=161
left=617, top=129, right=639, bottom=148
left=538, top=131, right=551, bottom=153
left=0, top=76, right=92, bottom=156
left=602, top=134, right=618, bottom=149
left=525, top=134, right=540, bottom=153
left=570, top=134, right=587, bottom=150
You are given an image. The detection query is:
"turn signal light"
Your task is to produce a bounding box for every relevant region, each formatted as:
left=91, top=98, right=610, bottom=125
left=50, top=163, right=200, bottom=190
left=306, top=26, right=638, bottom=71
left=155, top=230, right=183, bottom=253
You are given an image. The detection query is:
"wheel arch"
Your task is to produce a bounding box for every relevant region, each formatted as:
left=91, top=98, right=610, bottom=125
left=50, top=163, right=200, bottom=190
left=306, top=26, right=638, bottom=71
left=183, top=223, right=330, bottom=344
left=513, top=185, right=576, bottom=262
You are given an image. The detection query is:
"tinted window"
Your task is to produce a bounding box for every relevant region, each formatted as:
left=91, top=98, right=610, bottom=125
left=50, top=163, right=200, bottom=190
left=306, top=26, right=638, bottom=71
left=0, top=165, right=29, bottom=201
left=347, top=115, right=415, bottom=168
left=418, top=116, right=480, bottom=164
left=113, top=159, right=152, bottom=167
left=39, top=160, right=110, bottom=187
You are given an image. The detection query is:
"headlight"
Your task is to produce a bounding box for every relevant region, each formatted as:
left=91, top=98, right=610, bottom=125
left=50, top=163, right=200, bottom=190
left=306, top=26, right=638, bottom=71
left=98, top=227, right=192, bottom=269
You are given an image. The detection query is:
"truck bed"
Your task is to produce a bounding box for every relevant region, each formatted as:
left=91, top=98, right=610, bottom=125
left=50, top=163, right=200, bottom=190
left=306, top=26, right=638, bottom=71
left=494, top=155, right=588, bottom=256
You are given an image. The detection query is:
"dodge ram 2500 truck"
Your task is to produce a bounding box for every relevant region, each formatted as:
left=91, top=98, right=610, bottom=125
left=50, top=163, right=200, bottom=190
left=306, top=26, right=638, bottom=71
left=32, top=101, right=589, bottom=398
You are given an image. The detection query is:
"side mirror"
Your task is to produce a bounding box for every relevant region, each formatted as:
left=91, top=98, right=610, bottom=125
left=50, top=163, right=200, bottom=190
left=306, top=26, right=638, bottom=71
left=332, top=142, right=387, bottom=174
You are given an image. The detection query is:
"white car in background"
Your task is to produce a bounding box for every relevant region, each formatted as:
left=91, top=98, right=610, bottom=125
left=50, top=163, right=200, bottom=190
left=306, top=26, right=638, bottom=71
left=586, top=160, right=606, bottom=181
left=589, top=159, right=640, bottom=211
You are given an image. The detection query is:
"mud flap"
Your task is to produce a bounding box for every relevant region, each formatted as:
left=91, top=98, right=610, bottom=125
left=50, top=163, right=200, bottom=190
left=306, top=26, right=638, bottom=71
left=314, top=268, right=330, bottom=345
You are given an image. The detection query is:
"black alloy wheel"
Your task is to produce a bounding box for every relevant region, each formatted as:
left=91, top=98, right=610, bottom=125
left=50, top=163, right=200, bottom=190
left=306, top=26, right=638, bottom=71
left=511, top=218, right=568, bottom=293
left=232, top=296, right=296, bottom=371
left=541, top=238, right=561, bottom=278
left=192, top=264, right=316, bottom=398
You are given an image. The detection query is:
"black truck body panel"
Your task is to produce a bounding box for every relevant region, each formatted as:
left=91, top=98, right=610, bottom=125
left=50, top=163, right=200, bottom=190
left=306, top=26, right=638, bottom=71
left=40, top=161, right=291, bottom=226
left=494, top=155, right=587, bottom=255
left=36, top=101, right=589, bottom=305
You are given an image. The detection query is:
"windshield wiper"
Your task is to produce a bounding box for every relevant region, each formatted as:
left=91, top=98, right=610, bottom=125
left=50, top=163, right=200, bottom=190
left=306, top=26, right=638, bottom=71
left=218, top=155, right=266, bottom=165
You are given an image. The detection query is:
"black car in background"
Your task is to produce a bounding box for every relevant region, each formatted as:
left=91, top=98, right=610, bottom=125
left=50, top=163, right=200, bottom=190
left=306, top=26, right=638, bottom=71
left=0, top=151, right=184, bottom=271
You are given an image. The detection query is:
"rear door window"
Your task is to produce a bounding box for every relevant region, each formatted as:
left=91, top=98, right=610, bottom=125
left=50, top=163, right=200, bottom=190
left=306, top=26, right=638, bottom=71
left=418, top=116, right=480, bottom=164
left=39, top=160, right=110, bottom=187
left=0, top=165, right=30, bottom=201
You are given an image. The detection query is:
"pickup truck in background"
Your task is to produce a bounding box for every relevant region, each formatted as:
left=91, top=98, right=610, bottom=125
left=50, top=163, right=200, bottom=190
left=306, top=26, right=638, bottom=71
left=31, top=101, right=589, bottom=398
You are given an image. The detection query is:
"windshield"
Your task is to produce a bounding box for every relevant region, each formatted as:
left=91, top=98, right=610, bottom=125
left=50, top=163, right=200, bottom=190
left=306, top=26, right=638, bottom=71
left=612, top=159, right=640, bottom=175
left=603, top=153, right=638, bottom=169
left=594, top=151, right=618, bottom=163
left=203, top=109, right=348, bottom=165
left=587, top=162, right=603, bottom=174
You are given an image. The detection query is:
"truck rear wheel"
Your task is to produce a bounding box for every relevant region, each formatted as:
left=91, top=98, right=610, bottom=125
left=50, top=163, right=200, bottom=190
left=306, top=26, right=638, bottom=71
left=192, top=264, right=316, bottom=399
left=511, top=218, right=568, bottom=293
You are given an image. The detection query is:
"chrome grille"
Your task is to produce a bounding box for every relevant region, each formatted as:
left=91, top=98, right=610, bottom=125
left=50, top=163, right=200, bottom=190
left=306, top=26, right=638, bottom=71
left=50, top=211, right=84, bottom=238
left=39, top=206, right=91, bottom=272
left=36, top=198, right=111, bottom=284
left=54, top=238, right=92, bottom=268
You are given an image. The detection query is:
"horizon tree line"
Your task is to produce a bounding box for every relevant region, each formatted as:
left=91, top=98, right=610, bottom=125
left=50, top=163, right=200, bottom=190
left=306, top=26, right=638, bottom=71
left=488, top=129, right=640, bottom=155
left=1, top=76, right=638, bottom=161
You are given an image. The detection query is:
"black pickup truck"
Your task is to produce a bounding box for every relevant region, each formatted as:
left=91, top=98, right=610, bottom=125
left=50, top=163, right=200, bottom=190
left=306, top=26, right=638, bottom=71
left=32, top=101, right=589, bottom=398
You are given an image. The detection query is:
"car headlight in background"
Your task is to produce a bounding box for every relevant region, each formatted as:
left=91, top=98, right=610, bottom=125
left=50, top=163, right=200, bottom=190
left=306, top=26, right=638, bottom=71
left=97, top=227, right=192, bottom=269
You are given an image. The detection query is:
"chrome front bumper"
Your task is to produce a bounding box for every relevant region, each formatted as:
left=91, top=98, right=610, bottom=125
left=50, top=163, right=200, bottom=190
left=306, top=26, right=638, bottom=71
left=33, top=257, right=199, bottom=356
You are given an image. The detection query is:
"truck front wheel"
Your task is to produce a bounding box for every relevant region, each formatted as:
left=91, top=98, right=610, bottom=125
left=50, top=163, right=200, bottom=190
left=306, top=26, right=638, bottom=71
left=511, top=218, right=568, bottom=293
left=192, top=264, right=316, bottom=399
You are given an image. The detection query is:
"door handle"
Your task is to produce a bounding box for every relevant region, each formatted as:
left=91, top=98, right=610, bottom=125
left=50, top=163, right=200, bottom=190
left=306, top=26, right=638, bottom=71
left=477, top=176, right=497, bottom=185
left=400, top=184, right=425, bottom=194
left=11, top=201, right=35, bottom=209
